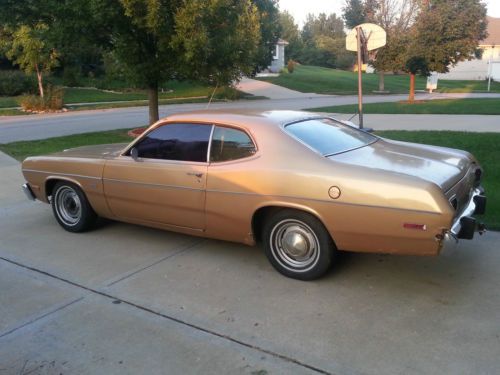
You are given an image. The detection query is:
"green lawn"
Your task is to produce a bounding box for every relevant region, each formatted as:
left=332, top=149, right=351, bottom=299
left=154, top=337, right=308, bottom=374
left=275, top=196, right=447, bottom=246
left=0, top=129, right=133, bottom=160
left=0, top=80, right=255, bottom=110
left=258, top=65, right=500, bottom=95
left=307, top=98, right=500, bottom=115
left=0, top=96, right=18, bottom=108
left=1, top=129, right=497, bottom=230
left=62, top=80, right=214, bottom=104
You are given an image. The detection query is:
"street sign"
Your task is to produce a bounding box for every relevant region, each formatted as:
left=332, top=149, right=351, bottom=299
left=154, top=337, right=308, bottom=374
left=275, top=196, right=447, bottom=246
left=346, top=23, right=386, bottom=52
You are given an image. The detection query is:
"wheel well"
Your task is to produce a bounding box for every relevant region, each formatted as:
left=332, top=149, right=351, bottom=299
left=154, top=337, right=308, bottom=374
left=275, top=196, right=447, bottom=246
left=252, top=205, right=336, bottom=245
left=252, top=207, right=283, bottom=243
left=252, top=206, right=330, bottom=243
left=45, top=179, right=59, bottom=198
left=45, top=178, right=80, bottom=199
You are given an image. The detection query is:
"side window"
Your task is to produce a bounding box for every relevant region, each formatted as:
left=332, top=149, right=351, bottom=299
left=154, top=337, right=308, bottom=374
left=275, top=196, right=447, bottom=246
left=210, top=126, right=256, bottom=162
left=133, top=123, right=211, bottom=162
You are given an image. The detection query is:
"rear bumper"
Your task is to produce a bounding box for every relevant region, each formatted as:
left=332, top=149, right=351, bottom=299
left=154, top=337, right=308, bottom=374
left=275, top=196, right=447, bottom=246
left=448, top=187, right=486, bottom=240
left=22, top=183, right=36, bottom=201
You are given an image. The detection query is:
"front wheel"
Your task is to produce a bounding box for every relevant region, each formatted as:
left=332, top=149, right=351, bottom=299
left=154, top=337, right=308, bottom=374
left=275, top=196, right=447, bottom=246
left=51, top=181, right=97, bottom=232
left=262, top=210, right=336, bottom=280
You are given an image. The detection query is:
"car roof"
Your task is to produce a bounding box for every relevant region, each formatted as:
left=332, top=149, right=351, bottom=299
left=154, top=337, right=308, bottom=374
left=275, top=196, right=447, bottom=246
left=160, top=110, right=324, bottom=130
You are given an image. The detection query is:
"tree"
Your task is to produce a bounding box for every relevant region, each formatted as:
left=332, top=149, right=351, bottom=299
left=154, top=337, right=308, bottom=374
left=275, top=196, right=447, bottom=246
left=342, top=0, right=365, bottom=29
left=278, top=11, right=302, bottom=61
left=89, top=0, right=183, bottom=124
left=172, top=0, right=261, bottom=88
left=402, top=0, right=487, bottom=101
left=345, top=0, right=418, bottom=92
left=404, top=56, right=430, bottom=101
left=4, top=23, right=59, bottom=98
left=252, top=0, right=281, bottom=71
left=300, top=13, right=350, bottom=68
left=412, top=0, right=487, bottom=73
left=0, top=0, right=105, bottom=78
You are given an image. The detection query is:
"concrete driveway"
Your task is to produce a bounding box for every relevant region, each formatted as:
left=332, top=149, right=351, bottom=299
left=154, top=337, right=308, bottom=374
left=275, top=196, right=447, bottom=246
left=1, top=152, right=499, bottom=375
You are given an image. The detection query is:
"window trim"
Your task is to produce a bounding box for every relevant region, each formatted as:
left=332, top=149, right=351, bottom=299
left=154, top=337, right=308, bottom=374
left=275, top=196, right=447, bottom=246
left=122, top=122, right=214, bottom=164
left=122, top=120, right=259, bottom=164
left=208, top=124, right=258, bottom=164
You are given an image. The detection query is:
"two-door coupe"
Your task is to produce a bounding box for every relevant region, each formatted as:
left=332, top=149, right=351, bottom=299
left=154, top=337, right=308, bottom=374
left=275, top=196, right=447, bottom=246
left=22, top=110, right=486, bottom=280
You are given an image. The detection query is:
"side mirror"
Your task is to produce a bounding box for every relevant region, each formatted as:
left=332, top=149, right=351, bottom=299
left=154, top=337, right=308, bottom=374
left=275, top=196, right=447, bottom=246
left=130, top=147, right=139, bottom=161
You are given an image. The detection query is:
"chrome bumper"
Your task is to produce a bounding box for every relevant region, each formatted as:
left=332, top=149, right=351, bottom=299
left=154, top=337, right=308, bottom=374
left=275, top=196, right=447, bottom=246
left=449, top=187, right=486, bottom=240
left=22, top=183, right=36, bottom=201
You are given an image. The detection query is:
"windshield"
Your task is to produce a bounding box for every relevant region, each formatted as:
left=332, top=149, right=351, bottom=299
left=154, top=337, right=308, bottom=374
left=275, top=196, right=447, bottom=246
left=285, top=118, right=377, bottom=156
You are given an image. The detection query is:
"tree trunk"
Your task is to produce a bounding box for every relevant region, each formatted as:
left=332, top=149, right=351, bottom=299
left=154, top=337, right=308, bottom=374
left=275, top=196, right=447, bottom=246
left=35, top=65, right=44, bottom=98
left=148, top=84, right=159, bottom=125
left=408, top=73, right=415, bottom=102
left=378, top=71, right=385, bottom=92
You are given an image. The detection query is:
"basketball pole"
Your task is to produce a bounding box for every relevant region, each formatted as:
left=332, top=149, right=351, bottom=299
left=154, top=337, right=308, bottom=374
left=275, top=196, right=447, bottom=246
left=356, top=26, right=364, bottom=129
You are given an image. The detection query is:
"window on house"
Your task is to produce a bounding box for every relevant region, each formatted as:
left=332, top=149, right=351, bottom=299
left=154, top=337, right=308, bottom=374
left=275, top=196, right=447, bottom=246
left=273, top=45, right=279, bottom=60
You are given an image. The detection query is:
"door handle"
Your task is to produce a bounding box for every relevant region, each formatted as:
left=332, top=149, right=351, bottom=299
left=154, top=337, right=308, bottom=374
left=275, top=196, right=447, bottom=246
left=187, top=172, right=203, bottom=178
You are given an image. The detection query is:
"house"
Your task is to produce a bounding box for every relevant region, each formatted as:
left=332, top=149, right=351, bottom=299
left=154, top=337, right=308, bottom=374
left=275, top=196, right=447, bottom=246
left=438, top=16, right=500, bottom=81
left=267, top=39, right=289, bottom=73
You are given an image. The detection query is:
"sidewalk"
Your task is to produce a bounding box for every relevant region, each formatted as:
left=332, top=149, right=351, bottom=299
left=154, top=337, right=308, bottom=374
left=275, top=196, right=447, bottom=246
left=235, top=77, right=331, bottom=99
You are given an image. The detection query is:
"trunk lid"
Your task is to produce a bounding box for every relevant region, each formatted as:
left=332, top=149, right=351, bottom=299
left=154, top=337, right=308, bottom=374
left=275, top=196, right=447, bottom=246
left=329, top=138, right=472, bottom=191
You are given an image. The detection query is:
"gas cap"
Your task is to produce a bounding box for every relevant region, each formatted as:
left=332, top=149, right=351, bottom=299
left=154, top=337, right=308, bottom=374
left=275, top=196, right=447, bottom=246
left=328, top=186, right=341, bottom=200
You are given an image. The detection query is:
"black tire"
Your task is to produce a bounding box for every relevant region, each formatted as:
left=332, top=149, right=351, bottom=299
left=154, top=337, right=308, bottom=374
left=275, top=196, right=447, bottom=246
left=262, top=209, right=336, bottom=281
left=51, top=181, right=97, bottom=232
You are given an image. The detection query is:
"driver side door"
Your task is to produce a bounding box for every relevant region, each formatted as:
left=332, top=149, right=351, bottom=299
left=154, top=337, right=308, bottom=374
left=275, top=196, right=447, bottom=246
left=102, top=123, right=212, bottom=230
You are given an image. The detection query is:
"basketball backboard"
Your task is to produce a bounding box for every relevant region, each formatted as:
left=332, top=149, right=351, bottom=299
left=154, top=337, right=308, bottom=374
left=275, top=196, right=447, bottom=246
left=346, top=23, right=386, bottom=52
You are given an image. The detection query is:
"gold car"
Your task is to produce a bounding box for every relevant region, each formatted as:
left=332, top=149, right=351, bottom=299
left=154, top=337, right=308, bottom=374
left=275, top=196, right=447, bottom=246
left=22, top=110, right=486, bottom=280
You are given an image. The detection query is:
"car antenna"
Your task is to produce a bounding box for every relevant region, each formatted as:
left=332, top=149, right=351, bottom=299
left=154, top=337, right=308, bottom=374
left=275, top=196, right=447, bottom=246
left=206, top=83, right=218, bottom=109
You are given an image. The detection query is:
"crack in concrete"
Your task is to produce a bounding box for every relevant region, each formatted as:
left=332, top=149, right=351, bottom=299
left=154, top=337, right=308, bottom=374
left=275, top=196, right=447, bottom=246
left=0, top=256, right=333, bottom=375
left=104, top=239, right=205, bottom=287
left=0, top=296, right=85, bottom=339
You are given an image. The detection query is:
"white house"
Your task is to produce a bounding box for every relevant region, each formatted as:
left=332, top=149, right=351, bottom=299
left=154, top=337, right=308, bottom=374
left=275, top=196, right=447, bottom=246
left=267, top=39, right=289, bottom=73
left=439, top=16, right=500, bottom=81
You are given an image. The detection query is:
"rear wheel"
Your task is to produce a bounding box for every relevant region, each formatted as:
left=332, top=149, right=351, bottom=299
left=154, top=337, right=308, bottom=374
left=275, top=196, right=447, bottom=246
left=51, top=181, right=97, bottom=232
left=263, top=209, right=336, bottom=280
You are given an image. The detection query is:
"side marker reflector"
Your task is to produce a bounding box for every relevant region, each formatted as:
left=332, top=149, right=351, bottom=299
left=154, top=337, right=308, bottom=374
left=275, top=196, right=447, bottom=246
left=403, top=223, right=427, bottom=231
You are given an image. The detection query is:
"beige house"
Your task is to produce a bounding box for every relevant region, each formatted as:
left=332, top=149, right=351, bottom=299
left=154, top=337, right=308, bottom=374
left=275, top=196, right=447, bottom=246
left=439, top=16, right=500, bottom=81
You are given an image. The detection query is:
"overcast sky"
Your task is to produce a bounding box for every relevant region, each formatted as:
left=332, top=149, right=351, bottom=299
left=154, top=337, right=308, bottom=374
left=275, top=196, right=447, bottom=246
left=279, top=0, right=500, bottom=26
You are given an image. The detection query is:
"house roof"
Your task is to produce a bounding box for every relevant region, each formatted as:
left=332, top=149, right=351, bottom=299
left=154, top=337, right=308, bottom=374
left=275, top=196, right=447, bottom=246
left=482, top=16, right=500, bottom=46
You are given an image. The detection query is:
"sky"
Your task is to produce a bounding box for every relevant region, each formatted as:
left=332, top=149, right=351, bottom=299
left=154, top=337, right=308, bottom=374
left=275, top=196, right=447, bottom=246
left=279, top=0, right=500, bottom=27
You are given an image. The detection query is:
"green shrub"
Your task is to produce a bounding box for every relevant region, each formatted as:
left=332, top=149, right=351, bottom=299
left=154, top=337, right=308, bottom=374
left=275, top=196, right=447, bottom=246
left=18, top=85, right=64, bottom=112
left=214, top=86, right=241, bottom=100
left=0, top=70, right=37, bottom=96
left=62, top=67, right=81, bottom=87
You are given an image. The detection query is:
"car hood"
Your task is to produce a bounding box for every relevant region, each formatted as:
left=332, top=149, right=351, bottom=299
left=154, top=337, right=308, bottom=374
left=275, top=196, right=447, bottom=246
left=51, top=143, right=128, bottom=159
left=329, top=138, right=473, bottom=191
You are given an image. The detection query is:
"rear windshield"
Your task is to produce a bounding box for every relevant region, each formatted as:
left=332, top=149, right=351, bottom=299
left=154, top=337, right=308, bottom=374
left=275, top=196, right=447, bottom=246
left=285, top=118, right=376, bottom=156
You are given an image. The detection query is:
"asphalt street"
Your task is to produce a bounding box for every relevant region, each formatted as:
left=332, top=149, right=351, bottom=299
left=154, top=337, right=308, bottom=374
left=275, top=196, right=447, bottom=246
left=1, top=146, right=499, bottom=374
left=1, top=92, right=500, bottom=143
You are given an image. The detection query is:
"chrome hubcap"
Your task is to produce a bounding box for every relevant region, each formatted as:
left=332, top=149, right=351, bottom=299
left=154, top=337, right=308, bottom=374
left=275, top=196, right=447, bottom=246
left=282, top=228, right=311, bottom=258
left=271, top=219, right=320, bottom=271
left=55, top=186, right=81, bottom=226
